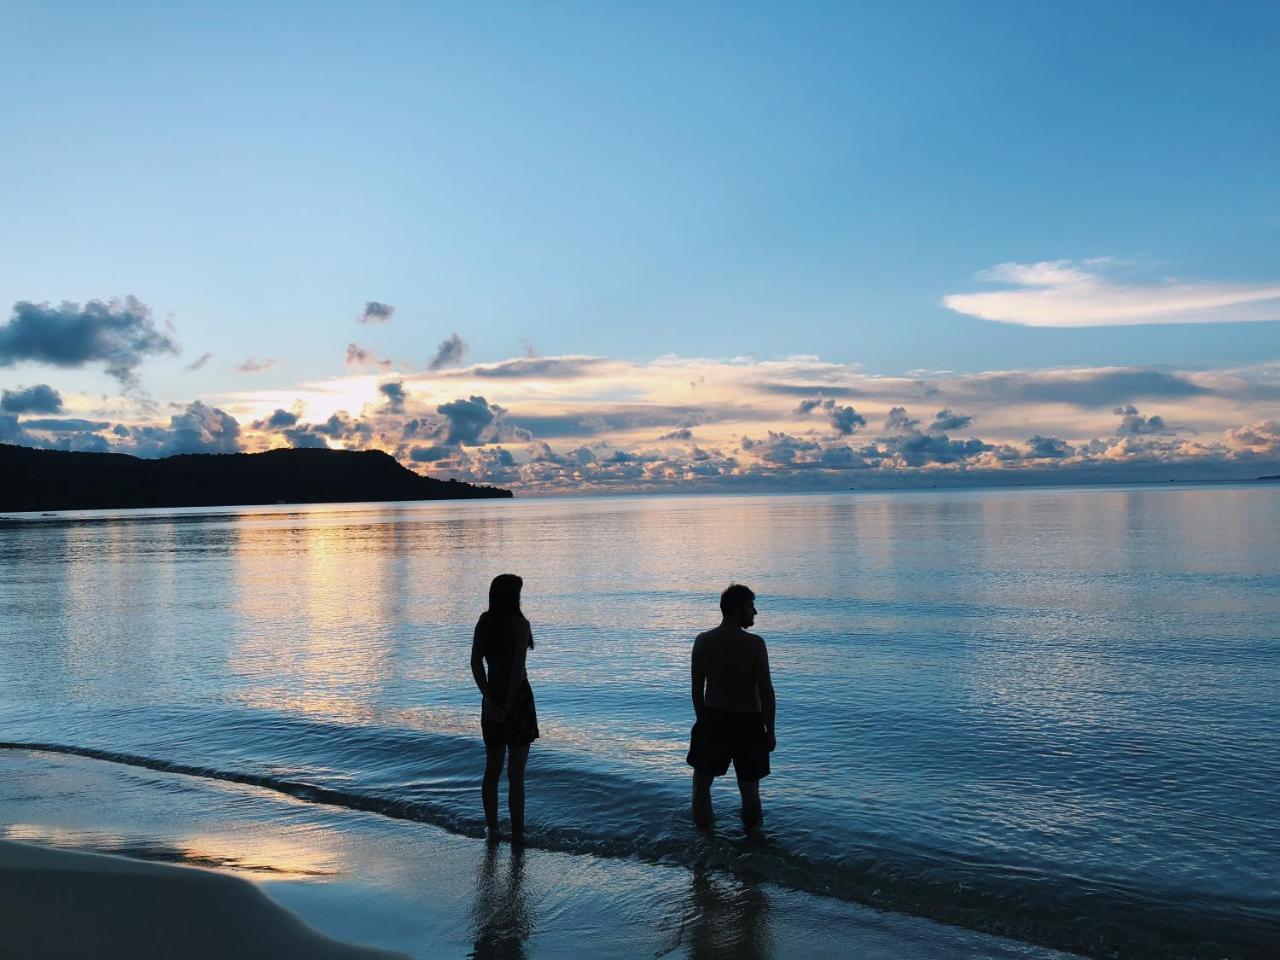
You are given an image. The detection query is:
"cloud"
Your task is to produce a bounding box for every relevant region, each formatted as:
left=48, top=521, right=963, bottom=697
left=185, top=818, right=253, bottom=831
left=883, top=406, right=920, bottom=433
left=358, top=301, right=395, bottom=324
left=1024, top=435, right=1074, bottom=459
left=252, top=408, right=299, bottom=430
left=0, top=413, right=33, bottom=445
left=429, top=333, right=469, bottom=371
left=409, top=444, right=455, bottom=462
left=379, top=379, right=408, bottom=413
left=829, top=404, right=866, bottom=435
left=658, top=427, right=694, bottom=441
left=1113, top=404, right=1170, bottom=437
left=434, top=395, right=527, bottom=445
left=465, top=356, right=604, bottom=379
left=794, top=395, right=865, bottom=435
left=345, top=342, right=393, bottom=370
left=881, top=431, right=989, bottom=467
left=1, top=383, right=63, bottom=413
left=929, top=408, right=974, bottom=432
left=235, top=356, right=283, bottom=373
left=944, top=260, right=1280, bottom=327
left=184, top=351, right=213, bottom=371
left=0, top=297, right=179, bottom=385
left=1224, top=419, right=1280, bottom=455
left=20, top=418, right=111, bottom=432
left=950, top=368, right=1210, bottom=408
left=118, top=401, right=242, bottom=457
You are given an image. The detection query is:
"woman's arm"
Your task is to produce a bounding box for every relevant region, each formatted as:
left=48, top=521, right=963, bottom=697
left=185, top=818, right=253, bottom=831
left=470, top=620, right=490, bottom=699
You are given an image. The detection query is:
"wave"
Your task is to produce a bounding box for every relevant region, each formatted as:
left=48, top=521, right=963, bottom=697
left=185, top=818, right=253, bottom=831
left=2, top=735, right=1276, bottom=960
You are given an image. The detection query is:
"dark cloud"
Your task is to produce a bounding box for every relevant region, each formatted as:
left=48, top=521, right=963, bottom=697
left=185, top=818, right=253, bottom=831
left=409, top=445, right=457, bottom=463
left=507, top=404, right=747, bottom=440
left=794, top=397, right=830, bottom=415
left=929, top=408, right=974, bottom=432
left=346, top=342, right=392, bottom=369
left=793, top=395, right=865, bottom=435
left=1113, top=404, right=1170, bottom=436
left=311, top=412, right=371, bottom=440
left=1, top=383, right=63, bottom=413
left=829, top=404, right=866, bottom=435
left=358, top=301, right=395, bottom=324
left=659, top=427, right=694, bottom=441
left=235, top=356, right=282, bottom=373
left=21, top=418, right=110, bottom=432
left=434, top=395, right=529, bottom=446
left=379, top=380, right=408, bottom=413
left=0, top=297, right=178, bottom=386
left=429, top=333, right=468, bottom=371
left=881, top=432, right=989, bottom=467
left=0, top=413, right=33, bottom=445
left=741, top=432, right=822, bottom=466
left=1025, top=435, right=1074, bottom=459
left=466, top=356, right=604, bottom=379
left=884, top=406, right=920, bottom=433
left=118, top=401, right=242, bottom=457
left=252, top=408, right=299, bottom=430
left=184, top=351, right=213, bottom=371
left=282, top=427, right=329, bottom=449
left=760, top=382, right=863, bottom=399
left=953, top=369, right=1211, bottom=408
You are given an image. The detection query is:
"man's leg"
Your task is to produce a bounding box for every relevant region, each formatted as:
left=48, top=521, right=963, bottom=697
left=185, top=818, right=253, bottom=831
left=736, top=774, right=762, bottom=833
left=692, top=769, right=715, bottom=830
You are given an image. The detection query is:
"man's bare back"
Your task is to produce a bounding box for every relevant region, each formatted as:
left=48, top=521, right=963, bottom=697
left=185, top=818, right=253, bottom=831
left=693, top=626, right=769, bottom=714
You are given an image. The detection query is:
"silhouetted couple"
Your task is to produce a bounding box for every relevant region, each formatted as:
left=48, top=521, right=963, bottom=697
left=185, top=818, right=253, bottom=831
left=470, top=576, right=776, bottom=844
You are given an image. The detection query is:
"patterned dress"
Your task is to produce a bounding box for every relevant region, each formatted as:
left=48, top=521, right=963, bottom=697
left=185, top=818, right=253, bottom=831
left=480, top=614, right=540, bottom=748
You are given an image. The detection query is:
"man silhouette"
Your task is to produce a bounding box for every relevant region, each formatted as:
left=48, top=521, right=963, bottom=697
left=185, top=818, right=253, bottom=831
left=686, top=584, right=776, bottom=832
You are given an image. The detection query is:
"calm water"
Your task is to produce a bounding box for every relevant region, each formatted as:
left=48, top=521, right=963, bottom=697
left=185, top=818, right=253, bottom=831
left=2, top=486, right=1278, bottom=957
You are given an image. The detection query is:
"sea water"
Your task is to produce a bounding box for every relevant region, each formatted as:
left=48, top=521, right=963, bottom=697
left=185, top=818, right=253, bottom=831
left=1, top=486, right=1277, bottom=957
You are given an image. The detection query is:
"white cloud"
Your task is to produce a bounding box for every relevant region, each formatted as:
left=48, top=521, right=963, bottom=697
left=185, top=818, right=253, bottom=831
left=944, top=260, right=1280, bottom=327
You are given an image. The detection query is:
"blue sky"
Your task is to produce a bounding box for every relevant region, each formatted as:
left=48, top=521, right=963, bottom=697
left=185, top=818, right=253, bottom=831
left=1, top=2, right=1278, bottom=490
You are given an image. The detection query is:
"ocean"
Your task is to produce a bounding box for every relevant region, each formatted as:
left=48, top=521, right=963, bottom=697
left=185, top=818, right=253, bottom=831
left=1, top=485, right=1277, bottom=958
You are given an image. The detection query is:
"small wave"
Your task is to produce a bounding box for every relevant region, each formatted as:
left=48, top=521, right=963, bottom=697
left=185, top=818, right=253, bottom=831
left=2, top=738, right=1276, bottom=960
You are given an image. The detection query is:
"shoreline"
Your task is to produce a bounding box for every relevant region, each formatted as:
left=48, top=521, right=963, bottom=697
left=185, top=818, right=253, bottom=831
left=0, top=748, right=1077, bottom=960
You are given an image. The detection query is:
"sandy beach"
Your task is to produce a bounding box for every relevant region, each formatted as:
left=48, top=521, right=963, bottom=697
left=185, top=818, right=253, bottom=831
left=0, top=837, right=406, bottom=960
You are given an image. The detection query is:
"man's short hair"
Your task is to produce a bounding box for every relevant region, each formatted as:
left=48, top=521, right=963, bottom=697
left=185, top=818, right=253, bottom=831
left=720, top=583, right=755, bottom=615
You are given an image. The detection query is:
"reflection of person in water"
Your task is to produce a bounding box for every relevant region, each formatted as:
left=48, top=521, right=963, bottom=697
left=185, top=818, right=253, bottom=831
left=664, top=852, right=772, bottom=960
left=686, top=584, right=776, bottom=832
left=470, top=573, right=540, bottom=842
left=469, top=841, right=532, bottom=960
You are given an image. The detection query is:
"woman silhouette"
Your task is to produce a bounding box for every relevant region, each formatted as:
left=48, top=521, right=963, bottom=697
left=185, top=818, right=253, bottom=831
left=470, top=573, right=539, bottom=842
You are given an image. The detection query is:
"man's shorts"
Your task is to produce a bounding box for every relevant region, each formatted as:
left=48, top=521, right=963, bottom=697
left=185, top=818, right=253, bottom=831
left=686, top=708, right=770, bottom=781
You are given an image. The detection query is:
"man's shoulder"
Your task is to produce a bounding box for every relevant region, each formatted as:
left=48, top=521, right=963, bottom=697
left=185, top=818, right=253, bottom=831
left=693, top=627, right=718, bottom=646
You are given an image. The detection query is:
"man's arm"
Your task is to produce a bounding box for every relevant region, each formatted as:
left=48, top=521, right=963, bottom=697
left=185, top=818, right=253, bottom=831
left=756, top=637, right=776, bottom=751
left=690, top=637, right=706, bottom=721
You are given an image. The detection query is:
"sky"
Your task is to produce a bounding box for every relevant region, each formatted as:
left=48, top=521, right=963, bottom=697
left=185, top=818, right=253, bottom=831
left=1, top=1, right=1278, bottom=492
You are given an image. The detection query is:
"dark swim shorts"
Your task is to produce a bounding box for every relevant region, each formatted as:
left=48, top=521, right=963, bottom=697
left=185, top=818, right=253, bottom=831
left=686, top=708, right=770, bottom=780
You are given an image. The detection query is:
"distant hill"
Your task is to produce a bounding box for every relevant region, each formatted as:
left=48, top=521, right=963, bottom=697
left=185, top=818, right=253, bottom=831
left=0, top=444, right=512, bottom=512
left=1259, top=474, right=1280, bottom=481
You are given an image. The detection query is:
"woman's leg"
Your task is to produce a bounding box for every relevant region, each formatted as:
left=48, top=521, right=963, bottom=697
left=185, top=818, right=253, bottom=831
left=483, top=741, right=506, bottom=832
left=506, top=743, right=530, bottom=841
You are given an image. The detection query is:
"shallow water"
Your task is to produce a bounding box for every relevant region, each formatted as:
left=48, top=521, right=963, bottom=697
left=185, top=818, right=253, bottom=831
left=2, top=486, right=1278, bottom=957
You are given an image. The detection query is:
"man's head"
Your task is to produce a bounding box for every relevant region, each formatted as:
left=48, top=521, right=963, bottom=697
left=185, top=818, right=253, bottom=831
left=719, top=583, right=757, bottom=628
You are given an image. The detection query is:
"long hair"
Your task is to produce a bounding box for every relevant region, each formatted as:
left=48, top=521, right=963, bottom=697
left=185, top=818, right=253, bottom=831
left=484, top=573, right=533, bottom=649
